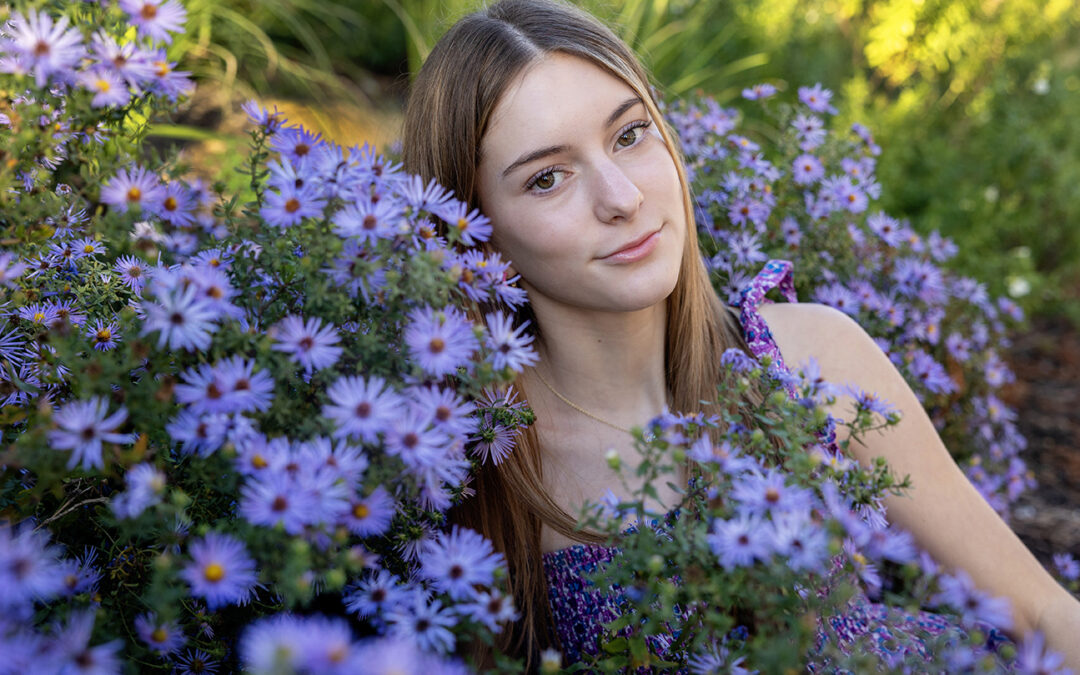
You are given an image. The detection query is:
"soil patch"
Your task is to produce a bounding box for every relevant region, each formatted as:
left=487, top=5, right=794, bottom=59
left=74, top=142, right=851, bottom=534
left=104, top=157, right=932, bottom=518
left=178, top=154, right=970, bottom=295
left=1001, top=316, right=1080, bottom=563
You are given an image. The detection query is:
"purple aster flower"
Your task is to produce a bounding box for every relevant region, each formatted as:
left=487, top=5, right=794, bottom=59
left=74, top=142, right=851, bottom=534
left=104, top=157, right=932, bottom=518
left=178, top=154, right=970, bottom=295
left=344, top=568, right=412, bottom=619
left=385, top=595, right=457, bottom=654
left=343, top=485, right=395, bottom=536
left=260, top=183, right=327, bottom=228
left=49, top=299, right=87, bottom=326
left=271, top=315, right=343, bottom=374
left=141, top=283, right=220, bottom=351
left=270, top=125, right=324, bottom=163
left=908, top=349, right=956, bottom=396
left=720, top=347, right=758, bottom=373
left=0, top=522, right=64, bottom=609
left=89, top=31, right=156, bottom=86
left=834, top=179, right=868, bottom=213
left=484, top=312, right=537, bottom=372
left=332, top=197, right=401, bottom=243
left=58, top=547, right=103, bottom=597
left=113, top=255, right=150, bottom=293
left=242, top=99, right=285, bottom=133
left=297, top=435, right=368, bottom=485
left=48, top=396, right=133, bottom=470
left=459, top=589, right=518, bottom=632
left=240, top=471, right=317, bottom=534
left=175, top=649, right=220, bottom=675
left=167, top=410, right=231, bottom=457
left=55, top=611, right=123, bottom=675
left=1, top=9, right=85, bottom=87
left=181, top=532, right=257, bottom=610
left=16, top=301, right=58, bottom=326
left=770, top=513, right=828, bottom=572
left=408, top=386, right=477, bottom=439
left=432, top=199, right=493, bottom=246
left=101, top=165, right=164, bottom=213
left=814, top=282, right=859, bottom=315
left=984, top=351, right=1014, bottom=387
left=798, top=83, right=838, bottom=114
left=792, top=154, right=824, bottom=185
left=1053, top=553, right=1079, bottom=581
left=111, top=462, right=166, bottom=519
left=708, top=513, right=772, bottom=570
left=0, top=252, right=29, bottom=288
left=77, top=68, right=131, bottom=108
left=135, top=612, right=185, bottom=656
left=177, top=357, right=274, bottom=415
left=470, top=419, right=517, bottom=466
left=384, top=408, right=450, bottom=468
left=153, top=181, right=197, bottom=225
left=420, top=526, right=504, bottom=600
left=852, top=121, right=882, bottom=154
left=145, top=49, right=194, bottom=99
left=792, top=112, right=826, bottom=151
left=935, top=570, right=1013, bottom=630
left=323, top=375, right=403, bottom=442
left=731, top=468, right=812, bottom=516
left=119, top=0, right=188, bottom=44
left=741, top=83, right=777, bottom=100
left=86, top=318, right=121, bottom=351
left=893, top=257, right=947, bottom=303
left=865, top=212, right=903, bottom=248
left=1013, top=631, right=1069, bottom=674
left=400, top=174, right=454, bottom=214
left=404, top=305, right=479, bottom=377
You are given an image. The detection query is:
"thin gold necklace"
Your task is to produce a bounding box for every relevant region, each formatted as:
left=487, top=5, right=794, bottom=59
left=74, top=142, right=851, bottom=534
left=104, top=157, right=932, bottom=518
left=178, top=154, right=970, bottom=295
left=532, top=367, right=633, bottom=435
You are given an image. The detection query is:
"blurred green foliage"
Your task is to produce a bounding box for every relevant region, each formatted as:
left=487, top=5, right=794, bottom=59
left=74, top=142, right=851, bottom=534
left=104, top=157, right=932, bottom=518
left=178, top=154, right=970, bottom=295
left=186, top=0, right=1080, bottom=319
left=728, top=0, right=1080, bottom=319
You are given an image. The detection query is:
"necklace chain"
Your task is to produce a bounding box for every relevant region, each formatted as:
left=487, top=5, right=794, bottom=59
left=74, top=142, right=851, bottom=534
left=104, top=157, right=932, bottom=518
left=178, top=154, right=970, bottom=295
left=531, top=368, right=633, bottom=435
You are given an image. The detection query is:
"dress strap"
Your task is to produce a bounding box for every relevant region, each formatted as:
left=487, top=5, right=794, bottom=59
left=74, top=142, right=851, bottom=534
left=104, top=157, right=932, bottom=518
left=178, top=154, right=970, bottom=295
left=734, top=259, right=797, bottom=373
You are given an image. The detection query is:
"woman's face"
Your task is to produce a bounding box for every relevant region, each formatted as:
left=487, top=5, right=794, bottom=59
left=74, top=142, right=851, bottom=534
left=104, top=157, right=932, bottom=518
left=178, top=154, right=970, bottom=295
left=476, top=53, right=687, bottom=316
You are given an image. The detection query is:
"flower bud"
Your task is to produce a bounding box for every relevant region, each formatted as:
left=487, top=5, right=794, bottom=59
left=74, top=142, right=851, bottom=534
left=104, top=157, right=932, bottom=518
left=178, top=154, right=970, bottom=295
left=605, top=448, right=620, bottom=470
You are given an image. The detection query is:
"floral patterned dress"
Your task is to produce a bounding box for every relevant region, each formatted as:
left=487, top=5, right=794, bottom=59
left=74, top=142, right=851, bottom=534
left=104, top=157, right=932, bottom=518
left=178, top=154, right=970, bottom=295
left=541, top=260, right=1009, bottom=670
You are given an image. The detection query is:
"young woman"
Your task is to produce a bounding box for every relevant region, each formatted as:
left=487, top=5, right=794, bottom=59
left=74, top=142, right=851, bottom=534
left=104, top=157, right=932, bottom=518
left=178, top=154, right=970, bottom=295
left=402, top=0, right=1080, bottom=669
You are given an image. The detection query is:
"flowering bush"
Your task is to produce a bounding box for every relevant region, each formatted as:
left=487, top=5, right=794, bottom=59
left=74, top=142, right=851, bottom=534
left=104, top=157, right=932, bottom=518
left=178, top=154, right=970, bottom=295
left=668, top=84, right=1031, bottom=517
left=0, top=2, right=1074, bottom=673
left=0, top=2, right=535, bottom=672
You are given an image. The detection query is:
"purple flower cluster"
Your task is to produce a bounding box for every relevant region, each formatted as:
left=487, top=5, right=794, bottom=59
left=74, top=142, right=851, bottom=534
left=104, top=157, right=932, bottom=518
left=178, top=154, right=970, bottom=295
left=241, top=615, right=470, bottom=674
left=667, top=83, right=1030, bottom=515
left=0, top=5, right=192, bottom=102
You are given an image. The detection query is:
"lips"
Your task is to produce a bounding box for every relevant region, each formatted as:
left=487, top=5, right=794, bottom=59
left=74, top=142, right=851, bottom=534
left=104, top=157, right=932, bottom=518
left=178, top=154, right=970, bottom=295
left=600, top=227, right=662, bottom=263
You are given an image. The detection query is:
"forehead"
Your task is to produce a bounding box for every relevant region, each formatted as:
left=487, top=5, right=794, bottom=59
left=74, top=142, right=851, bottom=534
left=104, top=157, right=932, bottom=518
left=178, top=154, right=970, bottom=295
left=482, top=53, right=639, bottom=154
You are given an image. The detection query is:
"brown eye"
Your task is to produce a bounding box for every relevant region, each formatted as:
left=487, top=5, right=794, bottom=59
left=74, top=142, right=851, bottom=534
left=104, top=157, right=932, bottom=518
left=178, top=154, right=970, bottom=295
left=617, top=128, right=639, bottom=147
left=534, top=172, right=555, bottom=190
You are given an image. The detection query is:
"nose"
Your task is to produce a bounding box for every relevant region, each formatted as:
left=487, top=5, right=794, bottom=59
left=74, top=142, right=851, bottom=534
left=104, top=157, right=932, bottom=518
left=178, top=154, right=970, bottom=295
left=592, top=158, right=644, bottom=224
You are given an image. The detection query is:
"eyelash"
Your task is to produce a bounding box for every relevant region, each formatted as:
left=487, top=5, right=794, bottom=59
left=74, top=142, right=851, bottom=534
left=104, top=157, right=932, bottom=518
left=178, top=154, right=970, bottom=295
left=523, top=119, right=653, bottom=194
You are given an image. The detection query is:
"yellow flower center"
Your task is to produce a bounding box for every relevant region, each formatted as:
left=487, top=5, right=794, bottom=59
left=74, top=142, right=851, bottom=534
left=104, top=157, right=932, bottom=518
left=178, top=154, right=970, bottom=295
left=151, top=628, right=168, bottom=643
left=203, top=562, right=225, bottom=583
left=352, top=503, right=370, bottom=519
left=127, top=187, right=142, bottom=202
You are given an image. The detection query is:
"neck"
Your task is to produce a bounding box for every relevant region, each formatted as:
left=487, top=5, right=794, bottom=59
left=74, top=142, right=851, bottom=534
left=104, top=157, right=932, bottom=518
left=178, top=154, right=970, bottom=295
left=524, top=296, right=668, bottom=431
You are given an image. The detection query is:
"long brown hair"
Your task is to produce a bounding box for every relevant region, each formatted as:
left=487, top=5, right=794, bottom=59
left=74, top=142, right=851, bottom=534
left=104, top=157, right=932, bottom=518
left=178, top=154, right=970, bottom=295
left=402, top=0, right=750, bottom=668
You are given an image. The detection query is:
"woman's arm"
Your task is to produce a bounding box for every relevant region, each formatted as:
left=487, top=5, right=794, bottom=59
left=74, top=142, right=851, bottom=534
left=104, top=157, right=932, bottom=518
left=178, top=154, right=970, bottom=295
left=759, top=302, right=1080, bottom=666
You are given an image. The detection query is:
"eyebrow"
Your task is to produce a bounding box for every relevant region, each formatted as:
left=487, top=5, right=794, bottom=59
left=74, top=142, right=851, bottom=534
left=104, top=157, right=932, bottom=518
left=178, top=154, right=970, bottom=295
left=499, top=96, right=645, bottom=179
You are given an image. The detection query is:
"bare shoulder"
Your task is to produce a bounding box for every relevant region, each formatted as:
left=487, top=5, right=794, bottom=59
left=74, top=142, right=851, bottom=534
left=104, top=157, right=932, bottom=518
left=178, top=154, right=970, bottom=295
left=756, top=302, right=878, bottom=368
left=751, top=302, right=894, bottom=388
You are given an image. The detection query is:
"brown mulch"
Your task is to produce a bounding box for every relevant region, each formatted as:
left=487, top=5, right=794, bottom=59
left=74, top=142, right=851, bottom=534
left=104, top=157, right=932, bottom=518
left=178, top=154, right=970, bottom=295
left=1001, top=316, right=1080, bottom=565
